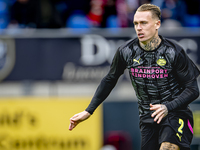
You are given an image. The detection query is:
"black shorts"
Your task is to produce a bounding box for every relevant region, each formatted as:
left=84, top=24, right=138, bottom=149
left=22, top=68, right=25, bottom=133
left=140, top=112, right=194, bottom=150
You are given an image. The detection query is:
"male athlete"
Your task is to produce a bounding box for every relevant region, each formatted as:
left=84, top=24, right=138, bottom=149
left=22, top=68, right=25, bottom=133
left=69, top=4, right=200, bottom=150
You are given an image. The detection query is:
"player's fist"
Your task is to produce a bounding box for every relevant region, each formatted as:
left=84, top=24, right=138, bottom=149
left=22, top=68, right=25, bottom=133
left=69, top=111, right=91, bottom=131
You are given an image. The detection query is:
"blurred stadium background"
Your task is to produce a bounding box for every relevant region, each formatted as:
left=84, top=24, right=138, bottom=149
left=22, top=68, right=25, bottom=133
left=0, top=0, right=200, bottom=150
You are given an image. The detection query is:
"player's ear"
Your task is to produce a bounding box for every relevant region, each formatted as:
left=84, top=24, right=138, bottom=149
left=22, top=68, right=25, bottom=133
left=155, top=20, right=161, bottom=30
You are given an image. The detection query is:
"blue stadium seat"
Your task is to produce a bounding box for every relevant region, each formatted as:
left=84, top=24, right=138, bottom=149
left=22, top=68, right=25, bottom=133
left=66, top=11, right=91, bottom=28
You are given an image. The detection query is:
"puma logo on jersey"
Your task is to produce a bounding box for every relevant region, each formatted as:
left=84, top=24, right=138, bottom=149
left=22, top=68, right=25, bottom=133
left=176, top=133, right=182, bottom=141
left=133, top=58, right=141, bottom=64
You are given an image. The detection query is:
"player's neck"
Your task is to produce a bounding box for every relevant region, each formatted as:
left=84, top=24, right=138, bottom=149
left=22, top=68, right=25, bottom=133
left=140, top=35, right=161, bottom=51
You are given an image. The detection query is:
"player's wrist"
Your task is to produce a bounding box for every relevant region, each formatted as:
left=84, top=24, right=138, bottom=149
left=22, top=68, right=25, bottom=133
left=164, top=103, right=173, bottom=112
left=85, top=109, right=92, bottom=115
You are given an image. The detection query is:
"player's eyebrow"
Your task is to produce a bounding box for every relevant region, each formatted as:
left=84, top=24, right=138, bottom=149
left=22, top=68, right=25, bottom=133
left=133, top=21, right=147, bottom=24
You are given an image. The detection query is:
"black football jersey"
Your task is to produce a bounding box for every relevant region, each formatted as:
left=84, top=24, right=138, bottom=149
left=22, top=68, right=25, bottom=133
left=86, top=35, right=200, bottom=117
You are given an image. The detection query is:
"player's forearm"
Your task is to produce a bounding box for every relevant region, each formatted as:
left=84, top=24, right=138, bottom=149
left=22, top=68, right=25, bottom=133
left=165, top=79, right=199, bottom=111
left=85, top=74, right=118, bottom=114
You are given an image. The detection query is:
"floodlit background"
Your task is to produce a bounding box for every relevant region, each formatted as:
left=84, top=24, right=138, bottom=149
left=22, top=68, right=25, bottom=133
left=0, top=0, right=200, bottom=150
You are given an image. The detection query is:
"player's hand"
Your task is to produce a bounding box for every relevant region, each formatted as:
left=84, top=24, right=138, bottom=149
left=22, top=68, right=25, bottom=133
left=150, top=104, right=168, bottom=124
left=69, top=110, right=91, bottom=131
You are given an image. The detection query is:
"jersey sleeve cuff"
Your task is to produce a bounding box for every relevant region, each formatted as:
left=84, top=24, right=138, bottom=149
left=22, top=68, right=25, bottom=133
left=85, top=108, right=93, bottom=115
left=165, top=103, right=174, bottom=112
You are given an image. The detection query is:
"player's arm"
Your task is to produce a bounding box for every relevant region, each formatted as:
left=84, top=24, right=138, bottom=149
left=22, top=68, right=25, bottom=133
left=165, top=79, right=199, bottom=111
left=150, top=48, right=200, bottom=124
left=69, top=49, right=126, bottom=130
left=150, top=79, right=199, bottom=124
left=164, top=49, right=200, bottom=111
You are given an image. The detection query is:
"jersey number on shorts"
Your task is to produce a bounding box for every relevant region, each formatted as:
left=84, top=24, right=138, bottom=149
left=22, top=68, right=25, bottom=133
left=176, top=118, right=184, bottom=141
left=178, top=118, right=184, bottom=134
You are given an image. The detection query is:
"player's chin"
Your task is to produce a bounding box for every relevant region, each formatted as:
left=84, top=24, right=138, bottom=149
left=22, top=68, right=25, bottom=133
left=138, top=37, right=146, bottom=42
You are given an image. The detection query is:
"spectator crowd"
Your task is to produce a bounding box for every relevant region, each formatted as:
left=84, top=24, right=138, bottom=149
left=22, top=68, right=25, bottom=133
left=0, top=0, right=200, bottom=29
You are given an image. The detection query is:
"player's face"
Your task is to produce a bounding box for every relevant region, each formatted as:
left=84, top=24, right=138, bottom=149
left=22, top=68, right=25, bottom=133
left=133, top=11, right=160, bottom=43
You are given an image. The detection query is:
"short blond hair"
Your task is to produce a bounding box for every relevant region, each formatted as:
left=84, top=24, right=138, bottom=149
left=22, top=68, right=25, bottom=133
left=136, top=4, right=161, bottom=20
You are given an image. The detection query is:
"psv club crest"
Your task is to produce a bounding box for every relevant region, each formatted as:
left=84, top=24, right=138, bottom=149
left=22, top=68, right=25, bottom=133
left=157, top=56, right=166, bottom=66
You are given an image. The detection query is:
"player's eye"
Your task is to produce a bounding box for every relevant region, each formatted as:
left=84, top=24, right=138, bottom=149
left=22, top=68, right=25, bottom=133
left=141, top=22, right=147, bottom=24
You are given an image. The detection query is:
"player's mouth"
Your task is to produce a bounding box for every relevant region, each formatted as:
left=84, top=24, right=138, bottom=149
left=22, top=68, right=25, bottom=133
left=138, top=33, right=144, bottom=38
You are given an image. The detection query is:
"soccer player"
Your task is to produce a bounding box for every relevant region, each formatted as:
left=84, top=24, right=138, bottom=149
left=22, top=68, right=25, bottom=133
left=69, top=4, right=200, bottom=150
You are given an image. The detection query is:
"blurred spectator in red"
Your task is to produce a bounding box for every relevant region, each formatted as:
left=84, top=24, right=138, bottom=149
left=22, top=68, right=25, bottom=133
left=87, top=0, right=105, bottom=27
